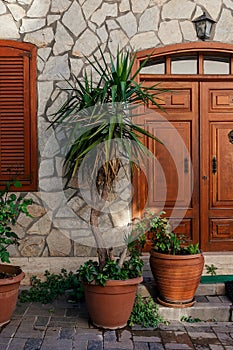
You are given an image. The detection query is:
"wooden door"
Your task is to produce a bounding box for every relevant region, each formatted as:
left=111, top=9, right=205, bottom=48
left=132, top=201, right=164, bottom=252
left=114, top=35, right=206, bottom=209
left=200, top=82, right=233, bottom=251
left=133, top=82, right=200, bottom=247
left=133, top=81, right=233, bottom=251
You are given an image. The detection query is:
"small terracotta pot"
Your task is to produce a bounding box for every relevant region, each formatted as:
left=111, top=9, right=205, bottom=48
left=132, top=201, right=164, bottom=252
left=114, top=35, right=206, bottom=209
left=0, top=264, right=25, bottom=326
left=84, top=276, right=143, bottom=329
left=150, top=251, right=204, bottom=307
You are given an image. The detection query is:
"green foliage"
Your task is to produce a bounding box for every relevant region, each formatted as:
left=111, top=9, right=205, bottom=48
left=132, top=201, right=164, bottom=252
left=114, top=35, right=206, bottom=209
left=51, top=46, right=166, bottom=272
left=181, top=315, right=202, bottom=323
left=51, top=46, right=164, bottom=190
left=19, top=269, right=84, bottom=304
left=137, top=210, right=201, bottom=255
left=128, top=294, right=163, bottom=328
left=205, top=264, right=218, bottom=276
left=78, top=256, right=144, bottom=286
left=0, top=181, right=32, bottom=263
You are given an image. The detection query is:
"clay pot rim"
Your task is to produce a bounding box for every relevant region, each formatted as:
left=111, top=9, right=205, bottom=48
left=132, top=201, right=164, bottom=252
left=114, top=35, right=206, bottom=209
left=84, top=275, right=143, bottom=287
left=150, top=251, right=203, bottom=260
left=0, top=264, right=25, bottom=285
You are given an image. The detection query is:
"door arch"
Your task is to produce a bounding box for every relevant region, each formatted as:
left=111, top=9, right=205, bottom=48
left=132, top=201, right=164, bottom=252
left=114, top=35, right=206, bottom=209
left=133, top=42, right=233, bottom=252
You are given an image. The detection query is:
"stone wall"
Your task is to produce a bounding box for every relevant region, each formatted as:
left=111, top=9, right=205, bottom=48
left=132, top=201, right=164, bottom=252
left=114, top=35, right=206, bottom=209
left=1, top=0, right=233, bottom=280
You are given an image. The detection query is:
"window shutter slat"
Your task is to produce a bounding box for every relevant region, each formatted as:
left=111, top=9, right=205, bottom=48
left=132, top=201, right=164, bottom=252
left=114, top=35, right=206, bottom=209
left=0, top=42, right=37, bottom=190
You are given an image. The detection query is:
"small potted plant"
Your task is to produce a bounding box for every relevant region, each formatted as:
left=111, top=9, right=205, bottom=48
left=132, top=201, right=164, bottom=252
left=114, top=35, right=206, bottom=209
left=139, top=210, right=204, bottom=308
left=0, top=180, right=32, bottom=326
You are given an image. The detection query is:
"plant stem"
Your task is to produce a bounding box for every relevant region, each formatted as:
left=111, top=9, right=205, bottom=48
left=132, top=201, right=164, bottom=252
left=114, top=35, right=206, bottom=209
left=90, top=180, right=110, bottom=271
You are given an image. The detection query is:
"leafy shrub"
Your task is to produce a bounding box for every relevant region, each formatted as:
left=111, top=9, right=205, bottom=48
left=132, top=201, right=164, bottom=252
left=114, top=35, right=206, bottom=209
left=128, top=294, right=163, bottom=328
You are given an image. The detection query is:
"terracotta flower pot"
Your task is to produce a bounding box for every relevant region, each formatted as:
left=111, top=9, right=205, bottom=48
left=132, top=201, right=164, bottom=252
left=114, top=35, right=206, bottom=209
left=84, top=276, right=143, bottom=329
left=150, top=251, right=204, bottom=308
left=0, top=264, right=25, bottom=326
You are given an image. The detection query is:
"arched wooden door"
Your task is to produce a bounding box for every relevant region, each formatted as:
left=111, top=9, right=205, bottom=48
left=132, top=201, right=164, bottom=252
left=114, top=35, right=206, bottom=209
left=133, top=43, right=233, bottom=252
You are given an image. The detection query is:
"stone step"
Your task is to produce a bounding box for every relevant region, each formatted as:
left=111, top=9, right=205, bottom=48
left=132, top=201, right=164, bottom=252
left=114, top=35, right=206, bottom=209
left=158, top=295, right=232, bottom=322
left=138, top=280, right=233, bottom=323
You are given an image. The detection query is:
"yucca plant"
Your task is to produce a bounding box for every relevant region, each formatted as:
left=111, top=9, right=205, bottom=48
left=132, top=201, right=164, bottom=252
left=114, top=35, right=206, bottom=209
left=52, top=47, right=164, bottom=274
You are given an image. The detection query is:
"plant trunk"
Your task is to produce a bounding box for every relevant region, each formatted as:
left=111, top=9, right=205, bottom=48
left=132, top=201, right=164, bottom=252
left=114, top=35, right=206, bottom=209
left=90, top=207, right=108, bottom=271
left=90, top=180, right=109, bottom=271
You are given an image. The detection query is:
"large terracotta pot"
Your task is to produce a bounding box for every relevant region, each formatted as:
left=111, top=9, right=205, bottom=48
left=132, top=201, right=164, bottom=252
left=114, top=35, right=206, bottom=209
left=150, top=251, right=204, bottom=308
left=84, top=276, right=143, bottom=329
left=0, top=264, right=25, bottom=326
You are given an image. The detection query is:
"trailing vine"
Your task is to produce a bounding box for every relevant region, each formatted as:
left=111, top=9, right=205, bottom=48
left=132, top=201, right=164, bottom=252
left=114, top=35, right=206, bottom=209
left=19, top=269, right=84, bottom=304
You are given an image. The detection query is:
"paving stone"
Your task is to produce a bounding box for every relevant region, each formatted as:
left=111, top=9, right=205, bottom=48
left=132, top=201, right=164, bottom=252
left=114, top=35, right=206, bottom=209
left=72, top=340, right=88, bottom=350
left=104, top=330, right=117, bottom=342
left=0, top=319, right=21, bottom=337
left=149, top=343, right=165, bottom=350
left=66, top=308, right=80, bottom=317
left=76, top=316, right=90, bottom=328
left=14, top=325, right=44, bottom=339
left=40, top=339, right=72, bottom=350
left=49, top=316, right=77, bottom=327
left=74, top=329, right=103, bottom=341
left=34, top=316, right=50, bottom=330
left=0, top=337, right=11, bottom=347
left=6, top=338, right=27, bottom=350
left=87, top=340, right=103, bottom=350
left=133, top=342, right=150, bottom=349
left=59, top=327, right=75, bottom=339
left=23, top=338, right=43, bottom=350
left=215, top=332, right=233, bottom=345
left=133, top=336, right=161, bottom=342
left=206, top=296, right=222, bottom=303
left=14, top=303, right=29, bottom=316
left=164, top=344, right=192, bottom=349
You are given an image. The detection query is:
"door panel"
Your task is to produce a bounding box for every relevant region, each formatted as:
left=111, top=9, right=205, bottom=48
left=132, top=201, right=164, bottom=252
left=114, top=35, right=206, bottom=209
left=133, top=82, right=199, bottom=248
left=201, top=82, right=233, bottom=251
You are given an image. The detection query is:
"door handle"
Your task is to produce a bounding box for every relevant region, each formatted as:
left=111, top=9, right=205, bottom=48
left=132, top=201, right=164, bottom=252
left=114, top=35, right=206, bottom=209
left=212, top=156, right=217, bottom=174
left=184, top=157, right=189, bottom=173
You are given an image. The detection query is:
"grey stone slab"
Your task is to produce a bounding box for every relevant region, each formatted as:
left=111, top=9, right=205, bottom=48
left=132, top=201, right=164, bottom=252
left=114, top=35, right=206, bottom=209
left=14, top=303, right=30, bottom=316
left=72, top=340, right=88, bottom=350
left=206, top=296, right=222, bottom=303
left=6, top=338, right=27, bottom=350
left=74, top=329, right=103, bottom=341
left=49, top=316, right=77, bottom=327
left=164, top=344, right=192, bottom=349
left=149, top=343, right=165, bottom=350
left=14, top=325, right=44, bottom=339
left=40, top=339, right=72, bottom=350
left=0, top=337, right=11, bottom=348
left=133, top=342, right=150, bottom=349
left=23, top=338, right=43, bottom=350
left=76, top=316, right=90, bottom=328
left=104, top=330, right=117, bottom=342
left=66, top=308, right=80, bottom=317
left=0, top=319, right=21, bottom=337
left=34, top=316, right=50, bottom=330
left=215, top=332, right=233, bottom=345
left=59, top=327, right=75, bottom=339
left=133, top=336, right=161, bottom=343
left=87, top=340, right=103, bottom=350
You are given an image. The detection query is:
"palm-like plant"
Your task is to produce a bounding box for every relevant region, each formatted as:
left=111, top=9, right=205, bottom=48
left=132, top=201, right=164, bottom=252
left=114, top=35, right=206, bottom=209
left=52, top=47, right=164, bottom=271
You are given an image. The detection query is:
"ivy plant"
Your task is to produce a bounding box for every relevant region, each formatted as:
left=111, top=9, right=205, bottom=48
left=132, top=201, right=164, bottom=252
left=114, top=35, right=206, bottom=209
left=128, top=294, right=164, bottom=328
left=19, top=269, right=84, bottom=304
left=0, top=181, right=32, bottom=263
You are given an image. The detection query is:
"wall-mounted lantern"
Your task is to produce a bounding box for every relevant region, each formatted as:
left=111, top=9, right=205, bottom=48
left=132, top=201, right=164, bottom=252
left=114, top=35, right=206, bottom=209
left=192, top=11, right=216, bottom=41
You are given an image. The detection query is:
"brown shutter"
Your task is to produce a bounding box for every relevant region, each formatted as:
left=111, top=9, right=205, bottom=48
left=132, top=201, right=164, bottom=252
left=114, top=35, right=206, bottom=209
left=0, top=41, right=37, bottom=191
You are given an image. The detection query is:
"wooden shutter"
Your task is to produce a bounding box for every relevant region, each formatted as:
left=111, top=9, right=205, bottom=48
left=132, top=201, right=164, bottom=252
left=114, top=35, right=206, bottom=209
left=0, top=41, right=37, bottom=191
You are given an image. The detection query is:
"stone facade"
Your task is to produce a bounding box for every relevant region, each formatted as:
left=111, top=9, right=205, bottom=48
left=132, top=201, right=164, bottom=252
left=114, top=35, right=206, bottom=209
left=1, top=0, right=233, bottom=280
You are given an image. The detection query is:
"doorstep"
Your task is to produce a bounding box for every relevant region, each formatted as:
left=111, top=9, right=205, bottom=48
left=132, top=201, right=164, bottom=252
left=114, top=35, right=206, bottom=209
left=139, top=278, right=233, bottom=322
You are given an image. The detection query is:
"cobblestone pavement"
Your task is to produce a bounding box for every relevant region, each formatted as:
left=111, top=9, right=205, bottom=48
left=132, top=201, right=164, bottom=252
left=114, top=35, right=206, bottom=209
left=0, top=297, right=233, bottom=350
